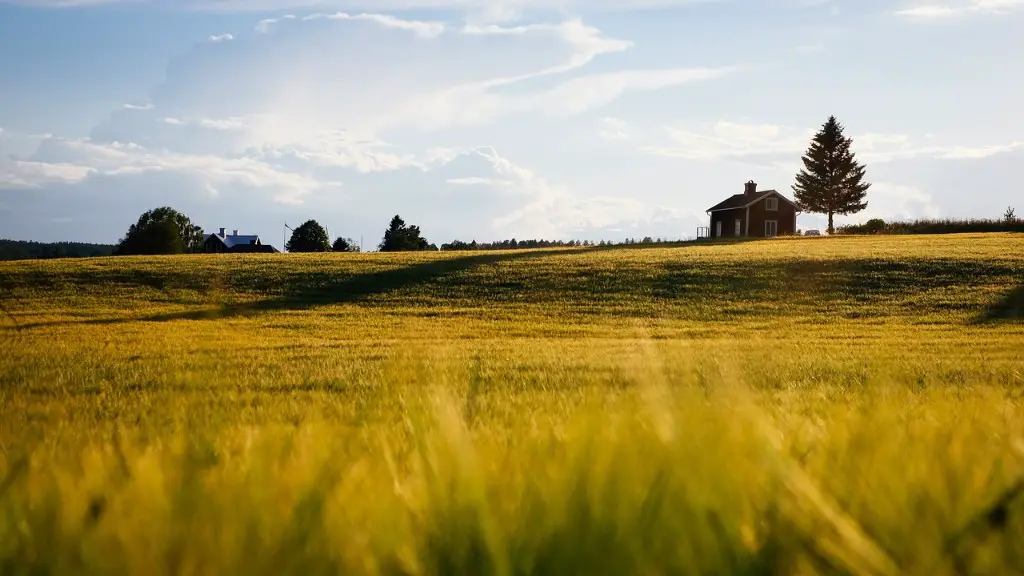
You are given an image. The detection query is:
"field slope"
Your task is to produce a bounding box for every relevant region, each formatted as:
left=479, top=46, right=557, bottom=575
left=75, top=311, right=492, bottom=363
left=1, top=233, right=1023, bottom=575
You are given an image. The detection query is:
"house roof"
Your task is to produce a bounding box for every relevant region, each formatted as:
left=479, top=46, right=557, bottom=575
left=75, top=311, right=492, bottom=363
left=706, top=189, right=797, bottom=213
left=205, top=233, right=262, bottom=248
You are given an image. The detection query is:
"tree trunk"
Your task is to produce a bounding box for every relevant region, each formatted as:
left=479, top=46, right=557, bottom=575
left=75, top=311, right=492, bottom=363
left=828, top=212, right=834, bottom=235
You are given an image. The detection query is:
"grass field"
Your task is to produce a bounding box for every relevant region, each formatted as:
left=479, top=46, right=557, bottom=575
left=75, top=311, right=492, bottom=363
left=1, top=233, right=1024, bottom=575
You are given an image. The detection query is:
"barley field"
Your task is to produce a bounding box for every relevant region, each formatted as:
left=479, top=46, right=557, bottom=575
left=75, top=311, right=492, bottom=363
left=1, top=233, right=1023, bottom=575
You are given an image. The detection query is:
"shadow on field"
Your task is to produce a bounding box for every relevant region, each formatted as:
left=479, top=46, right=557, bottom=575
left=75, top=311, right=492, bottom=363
left=137, top=241, right=745, bottom=323
left=14, top=248, right=593, bottom=328
left=7, top=240, right=1023, bottom=329
left=974, top=285, right=1024, bottom=323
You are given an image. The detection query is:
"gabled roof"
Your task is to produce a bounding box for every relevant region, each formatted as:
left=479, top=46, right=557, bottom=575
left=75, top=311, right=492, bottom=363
left=205, top=233, right=262, bottom=248
left=706, top=190, right=798, bottom=213
left=225, top=235, right=261, bottom=248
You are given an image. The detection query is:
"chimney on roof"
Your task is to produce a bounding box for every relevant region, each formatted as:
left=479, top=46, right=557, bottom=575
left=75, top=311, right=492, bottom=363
left=232, top=230, right=238, bottom=236
left=219, top=227, right=225, bottom=237
left=744, top=180, right=757, bottom=196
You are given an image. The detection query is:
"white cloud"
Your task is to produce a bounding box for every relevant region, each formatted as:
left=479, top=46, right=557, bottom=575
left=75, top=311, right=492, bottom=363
left=13, top=136, right=331, bottom=204
left=446, top=176, right=515, bottom=186
left=0, top=0, right=740, bottom=13
left=493, top=188, right=704, bottom=240
left=198, top=117, right=248, bottom=130
left=848, top=182, right=941, bottom=221
left=6, top=123, right=682, bottom=239
left=303, top=12, right=445, bottom=38
left=355, top=18, right=669, bottom=130
left=392, top=66, right=731, bottom=131
left=0, top=158, right=96, bottom=189
left=645, top=121, right=809, bottom=160
left=254, top=14, right=295, bottom=33
left=597, top=116, right=630, bottom=140
left=123, top=102, right=155, bottom=110
left=435, top=145, right=702, bottom=239
left=895, top=0, right=1023, bottom=19
left=94, top=15, right=729, bottom=140
left=642, top=120, right=1022, bottom=165
left=208, top=33, right=235, bottom=42
left=940, top=142, right=1022, bottom=159
left=460, top=19, right=634, bottom=77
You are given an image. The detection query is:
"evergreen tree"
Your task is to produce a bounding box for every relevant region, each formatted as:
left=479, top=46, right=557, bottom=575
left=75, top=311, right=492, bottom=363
left=114, top=207, right=203, bottom=255
left=378, top=215, right=433, bottom=252
left=286, top=220, right=331, bottom=252
left=792, top=116, right=871, bottom=234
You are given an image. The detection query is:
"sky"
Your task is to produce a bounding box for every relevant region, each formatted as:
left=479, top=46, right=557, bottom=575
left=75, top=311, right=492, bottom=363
left=0, top=0, right=1021, bottom=249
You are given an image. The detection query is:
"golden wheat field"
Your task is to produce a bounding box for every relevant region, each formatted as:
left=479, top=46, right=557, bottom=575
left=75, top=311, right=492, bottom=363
left=1, top=233, right=1023, bottom=575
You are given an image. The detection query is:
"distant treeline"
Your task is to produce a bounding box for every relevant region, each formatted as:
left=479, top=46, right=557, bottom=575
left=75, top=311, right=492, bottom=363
left=439, top=237, right=683, bottom=251
left=837, top=218, right=1024, bottom=236
left=0, top=239, right=115, bottom=261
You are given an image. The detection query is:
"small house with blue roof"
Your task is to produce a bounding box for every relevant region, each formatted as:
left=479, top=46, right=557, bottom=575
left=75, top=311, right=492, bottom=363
left=203, top=228, right=278, bottom=253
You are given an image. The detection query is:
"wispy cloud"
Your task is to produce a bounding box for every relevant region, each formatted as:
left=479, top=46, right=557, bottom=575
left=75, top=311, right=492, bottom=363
left=446, top=176, right=515, bottom=186
left=0, top=0, right=742, bottom=13
left=641, top=120, right=1022, bottom=165
left=895, top=0, right=1023, bottom=20
left=302, top=12, right=445, bottom=38
left=10, top=135, right=332, bottom=204
left=208, top=32, right=235, bottom=42
left=254, top=14, right=295, bottom=33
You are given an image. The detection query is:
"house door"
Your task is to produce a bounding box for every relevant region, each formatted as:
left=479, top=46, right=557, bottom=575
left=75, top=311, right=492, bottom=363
left=715, top=221, right=722, bottom=238
left=734, top=219, right=741, bottom=236
left=765, top=220, right=778, bottom=237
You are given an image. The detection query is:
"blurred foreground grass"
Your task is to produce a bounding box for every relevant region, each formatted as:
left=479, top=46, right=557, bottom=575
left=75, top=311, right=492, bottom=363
left=1, top=234, right=1024, bottom=575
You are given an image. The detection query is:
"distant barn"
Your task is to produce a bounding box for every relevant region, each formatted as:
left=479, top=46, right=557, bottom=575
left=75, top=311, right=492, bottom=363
left=203, top=228, right=279, bottom=253
left=706, top=181, right=799, bottom=239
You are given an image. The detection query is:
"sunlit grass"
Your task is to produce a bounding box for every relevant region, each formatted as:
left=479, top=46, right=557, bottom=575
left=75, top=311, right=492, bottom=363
left=1, top=233, right=1024, bottom=574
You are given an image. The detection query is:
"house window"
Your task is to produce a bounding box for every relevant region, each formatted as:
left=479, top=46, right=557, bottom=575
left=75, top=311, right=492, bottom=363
left=734, top=219, right=741, bottom=236
left=766, top=197, right=778, bottom=211
left=765, top=220, right=778, bottom=237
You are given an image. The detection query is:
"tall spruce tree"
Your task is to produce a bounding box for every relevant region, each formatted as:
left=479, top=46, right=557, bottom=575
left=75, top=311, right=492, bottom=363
left=378, top=215, right=434, bottom=252
left=792, top=116, right=871, bottom=234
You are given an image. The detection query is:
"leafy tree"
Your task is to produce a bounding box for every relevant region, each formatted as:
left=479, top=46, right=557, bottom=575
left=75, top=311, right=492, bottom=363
left=1005, top=206, right=1017, bottom=222
left=286, top=220, right=331, bottom=253
left=332, top=237, right=360, bottom=252
left=114, top=206, right=203, bottom=255
left=378, top=215, right=435, bottom=252
left=864, top=218, right=886, bottom=234
left=792, top=116, right=871, bottom=234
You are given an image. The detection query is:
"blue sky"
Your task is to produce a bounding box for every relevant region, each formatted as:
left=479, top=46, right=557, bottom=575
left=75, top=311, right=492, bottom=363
left=0, top=0, right=1021, bottom=248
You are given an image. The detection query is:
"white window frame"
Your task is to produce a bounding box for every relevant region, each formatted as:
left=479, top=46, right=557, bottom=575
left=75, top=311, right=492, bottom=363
left=766, top=197, right=779, bottom=211
left=734, top=219, right=741, bottom=236
left=715, top=221, right=722, bottom=238
left=765, top=220, right=778, bottom=237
